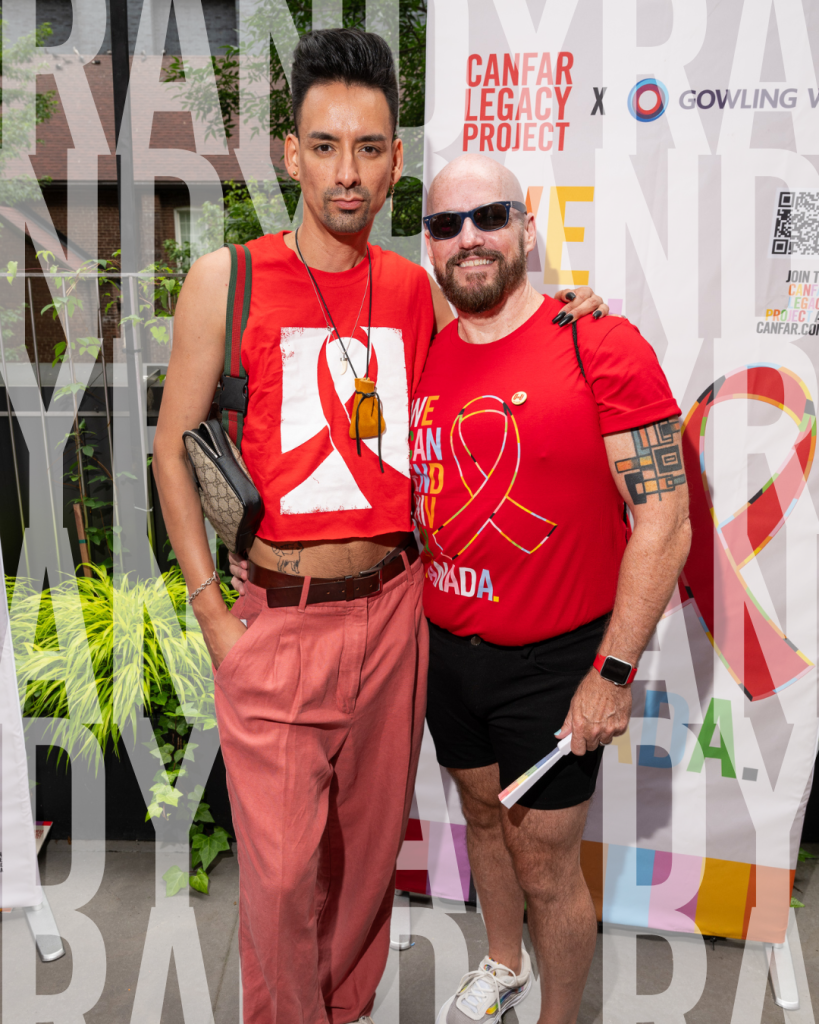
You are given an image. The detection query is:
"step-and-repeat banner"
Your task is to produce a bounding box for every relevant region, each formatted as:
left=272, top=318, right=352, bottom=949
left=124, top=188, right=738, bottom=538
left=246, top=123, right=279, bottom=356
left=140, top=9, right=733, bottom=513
left=402, top=0, right=819, bottom=946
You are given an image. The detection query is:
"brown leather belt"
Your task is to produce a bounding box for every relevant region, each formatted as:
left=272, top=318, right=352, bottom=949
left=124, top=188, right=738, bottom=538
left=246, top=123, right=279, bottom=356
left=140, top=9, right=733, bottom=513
left=248, top=543, right=419, bottom=608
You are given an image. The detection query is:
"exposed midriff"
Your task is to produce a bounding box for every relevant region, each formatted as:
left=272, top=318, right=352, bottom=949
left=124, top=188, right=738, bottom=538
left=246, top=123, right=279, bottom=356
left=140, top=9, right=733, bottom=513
left=248, top=530, right=414, bottom=578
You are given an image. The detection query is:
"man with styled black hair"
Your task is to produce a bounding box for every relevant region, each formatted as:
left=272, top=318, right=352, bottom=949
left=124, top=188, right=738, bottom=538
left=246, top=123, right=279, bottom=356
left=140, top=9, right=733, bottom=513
left=290, top=28, right=399, bottom=133
left=156, top=27, right=606, bottom=1024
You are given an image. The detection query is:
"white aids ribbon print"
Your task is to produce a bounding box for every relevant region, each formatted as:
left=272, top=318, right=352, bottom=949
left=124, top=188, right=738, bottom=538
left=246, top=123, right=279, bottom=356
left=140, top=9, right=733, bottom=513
left=278, top=327, right=409, bottom=514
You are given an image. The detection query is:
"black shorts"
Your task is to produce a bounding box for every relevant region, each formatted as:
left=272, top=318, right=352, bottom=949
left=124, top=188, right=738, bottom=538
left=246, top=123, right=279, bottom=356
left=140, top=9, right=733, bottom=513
left=426, top=615, right=609, bottom=810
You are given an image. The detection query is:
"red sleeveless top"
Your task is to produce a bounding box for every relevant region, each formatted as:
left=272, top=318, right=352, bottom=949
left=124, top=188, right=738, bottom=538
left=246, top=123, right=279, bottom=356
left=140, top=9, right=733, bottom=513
left=239, top=231, right=435, bottom=542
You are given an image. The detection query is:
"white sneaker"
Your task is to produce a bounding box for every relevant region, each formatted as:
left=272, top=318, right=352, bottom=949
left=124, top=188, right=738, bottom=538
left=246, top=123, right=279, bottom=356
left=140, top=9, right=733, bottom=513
left=435, top=947, right=532, bottom=1023
left=343, top=1017, right=374, bottom=1023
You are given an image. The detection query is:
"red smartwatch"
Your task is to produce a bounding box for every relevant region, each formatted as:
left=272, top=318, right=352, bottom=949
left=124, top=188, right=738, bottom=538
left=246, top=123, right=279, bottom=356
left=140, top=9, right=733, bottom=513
left=593, top=653, right=637, bottom=686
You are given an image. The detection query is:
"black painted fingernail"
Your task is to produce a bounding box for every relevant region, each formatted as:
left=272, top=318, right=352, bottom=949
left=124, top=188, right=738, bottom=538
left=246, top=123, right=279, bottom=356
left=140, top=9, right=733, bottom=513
left=555, top=312, right=568, bottom=326
left=565, top=291, right=576, bottom=301
left=593, top=309, right=603, bottom=319
left=551, top=313, right=563, bottom=324
left=560, top=312, right=573, bottom=326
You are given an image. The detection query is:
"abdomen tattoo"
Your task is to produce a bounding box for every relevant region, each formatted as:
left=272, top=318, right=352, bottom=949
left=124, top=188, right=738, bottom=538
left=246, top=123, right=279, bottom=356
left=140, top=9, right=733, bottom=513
left=615, top=419, right=686, bottom=504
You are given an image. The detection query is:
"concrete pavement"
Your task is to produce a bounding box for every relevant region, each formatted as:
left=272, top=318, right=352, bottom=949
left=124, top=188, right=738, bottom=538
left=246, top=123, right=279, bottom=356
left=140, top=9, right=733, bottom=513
left=2, top=840, right=817, bottom=1022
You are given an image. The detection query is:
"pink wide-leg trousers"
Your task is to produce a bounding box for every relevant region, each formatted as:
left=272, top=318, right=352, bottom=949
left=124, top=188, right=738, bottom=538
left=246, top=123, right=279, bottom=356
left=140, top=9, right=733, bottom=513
left=214, top=556, right=428, bottom=1024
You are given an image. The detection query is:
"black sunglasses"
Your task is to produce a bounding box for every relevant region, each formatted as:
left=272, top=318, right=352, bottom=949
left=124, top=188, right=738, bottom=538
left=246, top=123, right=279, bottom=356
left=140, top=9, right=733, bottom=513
left=423, top=200, right=528, bottom=241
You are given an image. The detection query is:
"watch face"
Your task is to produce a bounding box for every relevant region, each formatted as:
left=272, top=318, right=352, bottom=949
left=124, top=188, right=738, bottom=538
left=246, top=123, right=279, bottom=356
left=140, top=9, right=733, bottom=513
left=602, top=656, right=633, bottom=686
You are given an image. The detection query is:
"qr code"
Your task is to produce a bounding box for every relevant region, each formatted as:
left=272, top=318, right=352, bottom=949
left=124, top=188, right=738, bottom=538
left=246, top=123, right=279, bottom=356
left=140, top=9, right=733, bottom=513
left=771, top=191, right=819, bottom=256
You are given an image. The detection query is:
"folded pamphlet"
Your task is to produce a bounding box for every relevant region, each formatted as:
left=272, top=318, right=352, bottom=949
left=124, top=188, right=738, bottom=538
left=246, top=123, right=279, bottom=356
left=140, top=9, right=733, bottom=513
left=498, top=735, right=573, bottom=808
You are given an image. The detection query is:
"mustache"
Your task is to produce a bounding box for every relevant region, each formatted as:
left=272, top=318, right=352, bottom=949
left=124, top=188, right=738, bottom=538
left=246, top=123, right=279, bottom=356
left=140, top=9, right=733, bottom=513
left=324, top=186, right=371, bottom=201
left=446, top=247, right=504, bottom=269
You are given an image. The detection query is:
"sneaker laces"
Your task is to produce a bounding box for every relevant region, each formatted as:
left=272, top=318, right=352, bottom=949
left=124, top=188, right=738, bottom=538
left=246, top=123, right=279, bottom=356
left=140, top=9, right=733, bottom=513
left=457, top=962, right=518, bottom=1016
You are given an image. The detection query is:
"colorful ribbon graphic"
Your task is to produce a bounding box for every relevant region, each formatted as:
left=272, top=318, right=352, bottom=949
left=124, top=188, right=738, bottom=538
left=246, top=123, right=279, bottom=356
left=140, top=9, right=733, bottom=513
left=430, top=395, right=556, bottom=561
left=681, top=365, right=816, bottom=701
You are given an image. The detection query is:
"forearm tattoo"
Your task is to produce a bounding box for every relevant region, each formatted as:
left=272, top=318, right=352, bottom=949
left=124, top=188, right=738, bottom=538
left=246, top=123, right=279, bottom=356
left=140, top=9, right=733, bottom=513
left=272, top=542, right=304, bottom=575
left=615, top=418, right=686, bottom=504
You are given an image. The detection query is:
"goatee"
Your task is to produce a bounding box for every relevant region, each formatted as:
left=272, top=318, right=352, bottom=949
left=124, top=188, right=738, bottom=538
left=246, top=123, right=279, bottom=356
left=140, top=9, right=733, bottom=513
left=435, top=235, right=528, bottom=313
left=322, top=186, right=372, bottom=234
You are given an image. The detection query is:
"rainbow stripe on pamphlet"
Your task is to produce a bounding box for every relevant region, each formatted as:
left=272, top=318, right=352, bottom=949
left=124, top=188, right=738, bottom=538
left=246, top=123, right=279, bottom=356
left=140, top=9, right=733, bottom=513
left=498, top=735, right=573, bottom=808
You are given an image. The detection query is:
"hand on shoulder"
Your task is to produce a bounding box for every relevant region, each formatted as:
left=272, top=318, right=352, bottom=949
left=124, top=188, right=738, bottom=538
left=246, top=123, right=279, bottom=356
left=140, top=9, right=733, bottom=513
left=553, top=286, right=610, bottom=323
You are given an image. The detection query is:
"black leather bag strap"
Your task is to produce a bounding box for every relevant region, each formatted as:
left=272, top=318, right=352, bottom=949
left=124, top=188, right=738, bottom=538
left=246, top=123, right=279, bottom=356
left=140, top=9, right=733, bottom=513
left=219, top=243, right=252, bottom=449
left=572, top=319, right=588, bottom=383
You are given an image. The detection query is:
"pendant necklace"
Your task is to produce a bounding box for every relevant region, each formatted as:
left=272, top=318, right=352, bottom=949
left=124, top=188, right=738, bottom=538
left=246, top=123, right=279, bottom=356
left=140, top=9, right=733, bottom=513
left=294, top=228, right=385, bottom=472
left=297, top=232, right=369, bottom=376
left=339, top=275, right=371, bottom=375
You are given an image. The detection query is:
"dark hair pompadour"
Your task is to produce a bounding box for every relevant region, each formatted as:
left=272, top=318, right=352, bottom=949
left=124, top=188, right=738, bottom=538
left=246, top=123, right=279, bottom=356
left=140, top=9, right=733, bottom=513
left=290, top=29, right=399, bottom=134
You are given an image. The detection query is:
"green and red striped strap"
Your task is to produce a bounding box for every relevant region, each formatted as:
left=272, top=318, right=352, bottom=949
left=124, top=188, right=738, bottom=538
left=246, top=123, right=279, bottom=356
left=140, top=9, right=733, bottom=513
left=221, top=243, right=252, bottom=448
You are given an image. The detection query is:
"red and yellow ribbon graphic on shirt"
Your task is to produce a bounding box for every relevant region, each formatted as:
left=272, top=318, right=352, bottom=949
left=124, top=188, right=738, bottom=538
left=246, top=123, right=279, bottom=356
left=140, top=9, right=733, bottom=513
left=429, top=395, right=556, bottom=562
left=680, top=365, right=816, bottom=701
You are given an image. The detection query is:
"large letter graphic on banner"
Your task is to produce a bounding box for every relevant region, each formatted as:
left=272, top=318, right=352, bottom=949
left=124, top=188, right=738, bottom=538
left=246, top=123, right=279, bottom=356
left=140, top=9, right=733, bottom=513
left=637, top=690, right=689, bottom=769
left=718, top=0, right=816, bottom=155
left=543, top=187, right=593, bottom=286
left=680, top=365, right=815, bottom=700
left=687, top=698, right=737, bottom=778
left=0, top=545, right=39, bottom=909
left=602, top=924, right=708, bottom=1024
left=4, top=721, right=107, bottom=1024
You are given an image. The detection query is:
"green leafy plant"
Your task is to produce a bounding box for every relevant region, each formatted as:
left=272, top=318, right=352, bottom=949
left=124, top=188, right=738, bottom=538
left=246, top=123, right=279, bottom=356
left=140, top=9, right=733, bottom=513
left=62, top=419, right=116, bottom=566
left=146, top=687, right=232, bottom=897
left=30, top=246, right=189, bottom=567
left=194, top=177, right=301, bottom=254
left=10, top=567, right=236, bottom=894
left=94, top=246, right=187, bottom=349
left=36, top=244, right=185, bottom=363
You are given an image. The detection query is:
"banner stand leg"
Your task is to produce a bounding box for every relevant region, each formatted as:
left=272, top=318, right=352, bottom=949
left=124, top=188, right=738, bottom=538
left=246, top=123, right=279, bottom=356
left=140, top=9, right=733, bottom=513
left=24, top=893, right=66, bottom=962
left=768, top=937, right=799, bottom=1011
left=390, top=891, right=412, bottom=951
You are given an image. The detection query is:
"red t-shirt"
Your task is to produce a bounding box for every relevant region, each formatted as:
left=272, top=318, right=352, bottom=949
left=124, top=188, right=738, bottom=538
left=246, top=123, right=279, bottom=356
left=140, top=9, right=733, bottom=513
left=414, top=298, right=681, bottom=645
left=239, top=232, right=435, bottom=541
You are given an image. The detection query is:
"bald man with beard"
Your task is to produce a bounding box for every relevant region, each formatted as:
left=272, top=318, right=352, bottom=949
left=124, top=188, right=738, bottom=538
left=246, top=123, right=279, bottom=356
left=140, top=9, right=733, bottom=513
left=416, top=155, right=691, bottom=1024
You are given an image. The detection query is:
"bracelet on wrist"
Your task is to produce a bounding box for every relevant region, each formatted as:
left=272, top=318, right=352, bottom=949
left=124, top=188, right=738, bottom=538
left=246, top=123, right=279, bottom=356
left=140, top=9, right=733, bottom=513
left=187, top=570, right=219, bottom=605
